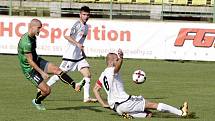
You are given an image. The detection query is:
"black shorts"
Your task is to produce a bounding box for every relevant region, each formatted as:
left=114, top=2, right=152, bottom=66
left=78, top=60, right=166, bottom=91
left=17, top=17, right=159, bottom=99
left=25, top=57, right=48, bottom=87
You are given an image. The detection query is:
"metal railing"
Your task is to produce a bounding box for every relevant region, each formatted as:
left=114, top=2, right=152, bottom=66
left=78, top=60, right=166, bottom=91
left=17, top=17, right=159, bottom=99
left=1, top=0, right=215, bottom=22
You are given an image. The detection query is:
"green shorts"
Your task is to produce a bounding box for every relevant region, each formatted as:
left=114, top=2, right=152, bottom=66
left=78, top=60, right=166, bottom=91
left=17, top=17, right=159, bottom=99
left=25, top=57, right=48, bottom=87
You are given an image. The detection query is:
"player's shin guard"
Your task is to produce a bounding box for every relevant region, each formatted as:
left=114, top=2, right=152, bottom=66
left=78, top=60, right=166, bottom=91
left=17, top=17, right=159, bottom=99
left=83, top=77, right=90, bottom=100
left=36, top=91, right=42, bottom=99
left=58, top=72, right=76, bottom=89
left=35, top=94, right=47, bottom=104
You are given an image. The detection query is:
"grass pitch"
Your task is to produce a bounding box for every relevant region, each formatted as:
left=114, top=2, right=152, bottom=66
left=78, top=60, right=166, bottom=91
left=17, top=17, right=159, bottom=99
left=0, top=54, right=214, bottom=121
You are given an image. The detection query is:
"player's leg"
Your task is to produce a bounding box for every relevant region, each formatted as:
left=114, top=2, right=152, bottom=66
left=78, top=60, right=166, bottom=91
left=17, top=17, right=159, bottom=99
left=46, top=75, right=59, bottom=86
left=115, top=96, right=149, bottom=119
left=32, top=82, right=50, bottom=110
left=34, top=81, right=51, bottom=107
left=127, top=110, right=152, bottom=118
left=46, top=61, right=67, bottom=87
left=47, top=61, right=73, bottom=86
left=145, top=100, right=188, bottom=117
left=79, top=61, right=97, bottom=102
left=46, top=62, right=85, bottom=91
left=80, top=67, right=91, bottom=101
left=28, top=70, right=50, bottom=110
left=122, top=110, right=152, bottom=119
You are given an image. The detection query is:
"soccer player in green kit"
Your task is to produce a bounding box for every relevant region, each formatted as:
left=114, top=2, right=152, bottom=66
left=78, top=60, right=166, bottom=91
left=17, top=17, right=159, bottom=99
left=17, top=19, right=85, bottom=110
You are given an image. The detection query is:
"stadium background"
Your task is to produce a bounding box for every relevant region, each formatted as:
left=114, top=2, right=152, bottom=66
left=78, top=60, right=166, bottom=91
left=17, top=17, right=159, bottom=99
left=1, top=0, right=215, bottom=21
left=0, top=1, right=215, bottom=121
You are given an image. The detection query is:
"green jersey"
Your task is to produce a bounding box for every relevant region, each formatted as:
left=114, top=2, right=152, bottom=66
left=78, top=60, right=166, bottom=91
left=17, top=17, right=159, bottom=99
left=17, top=33, right=38, bottom=74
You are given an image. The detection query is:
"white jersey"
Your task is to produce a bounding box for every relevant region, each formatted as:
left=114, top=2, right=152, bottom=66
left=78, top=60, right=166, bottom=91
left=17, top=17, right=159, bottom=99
left=97, top=67, right=130, bottom=109
left=63, top=20, right=88, bottom=60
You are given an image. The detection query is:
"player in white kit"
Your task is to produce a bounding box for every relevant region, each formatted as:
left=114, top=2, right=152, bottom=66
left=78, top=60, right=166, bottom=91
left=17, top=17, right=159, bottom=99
left=46, top=6, right=97, bottom=103
left=93, top=49, right=189, bottom=119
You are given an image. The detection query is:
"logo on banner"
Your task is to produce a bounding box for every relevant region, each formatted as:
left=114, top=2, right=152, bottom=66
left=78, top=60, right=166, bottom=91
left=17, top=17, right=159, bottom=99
left=174, top=28, right=215, bottom=48
left=0, top=22, right=131, bottom=43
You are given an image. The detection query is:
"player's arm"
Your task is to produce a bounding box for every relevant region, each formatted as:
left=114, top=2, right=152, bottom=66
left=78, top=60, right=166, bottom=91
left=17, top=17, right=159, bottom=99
left=25, top=53, right=49, bottom=80
left=93, top=81, right=109, bottom=108
left=114, top=49, right=124, bottom=73
left=64, top=35, right=83, bottom=49
left=64, top=35, right=86, bottom=57
left=64, top=24, right=84, bottom=50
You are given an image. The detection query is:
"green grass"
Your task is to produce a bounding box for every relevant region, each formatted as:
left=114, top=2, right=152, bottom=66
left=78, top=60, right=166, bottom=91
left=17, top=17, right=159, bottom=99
left=0, top=54, right=214, bottom=121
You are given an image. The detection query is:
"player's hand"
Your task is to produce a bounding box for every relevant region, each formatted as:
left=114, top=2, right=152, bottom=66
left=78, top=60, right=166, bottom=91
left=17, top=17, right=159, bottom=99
left=41, top=72, right=49, bottom=80
left=77, top=43, right=84, bottom=50
left=118, top=49, right=123, bottom=59
left=104, top=107, right=111, bottom=110
left=103, top=105, right=111, bottom=110
left=102, top=104, right=110, bottom=108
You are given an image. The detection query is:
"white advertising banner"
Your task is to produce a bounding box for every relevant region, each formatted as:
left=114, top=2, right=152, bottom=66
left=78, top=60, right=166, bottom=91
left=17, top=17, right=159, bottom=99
left=0, top=16, right=215, bottom=61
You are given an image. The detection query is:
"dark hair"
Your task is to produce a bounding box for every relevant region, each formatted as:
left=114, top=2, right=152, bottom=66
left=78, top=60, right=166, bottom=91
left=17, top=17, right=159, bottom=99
left=80, top=6, right=90, bottom=13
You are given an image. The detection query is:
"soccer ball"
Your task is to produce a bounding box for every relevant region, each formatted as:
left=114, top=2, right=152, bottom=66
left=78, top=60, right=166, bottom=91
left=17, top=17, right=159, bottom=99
left=132, top=70, right=146, bottom=84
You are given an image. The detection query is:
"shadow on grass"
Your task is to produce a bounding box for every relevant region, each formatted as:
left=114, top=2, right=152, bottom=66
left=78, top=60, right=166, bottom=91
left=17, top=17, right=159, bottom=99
left=110, top=112, right=198, bottom=120
left=48, top=105, right=103, bottom=112
left=145, top=97, right=167, bottom=100
left=151, top=112, right=198, bottom=119
left=45, top=99, right=82, bottom=102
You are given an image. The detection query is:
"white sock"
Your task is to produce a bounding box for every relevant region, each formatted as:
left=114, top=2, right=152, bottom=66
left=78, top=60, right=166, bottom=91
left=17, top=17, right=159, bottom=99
left=129, top=112, right=147, bottom=118
left=83, top=77, right=90, bottom=100
left=47, top=75, right=59, bottom=86
left=157, top=103, right=182, bottom=116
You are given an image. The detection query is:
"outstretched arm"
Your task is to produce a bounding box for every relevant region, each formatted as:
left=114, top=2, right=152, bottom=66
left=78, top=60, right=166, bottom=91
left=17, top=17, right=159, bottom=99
left=114, top=49, right=124, bottom=73
left=93, top=83, right=109, bottom=108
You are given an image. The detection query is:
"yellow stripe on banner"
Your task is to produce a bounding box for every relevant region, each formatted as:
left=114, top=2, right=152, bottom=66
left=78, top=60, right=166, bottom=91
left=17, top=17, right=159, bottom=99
left=192, top=0, right=207, bottom=5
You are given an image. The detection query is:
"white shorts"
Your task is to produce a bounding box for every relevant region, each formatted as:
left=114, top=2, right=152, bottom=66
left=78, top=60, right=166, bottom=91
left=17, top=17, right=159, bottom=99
left=116, top=95, right=146, bottom=115
left=59, top=59, right=90, bottom=72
